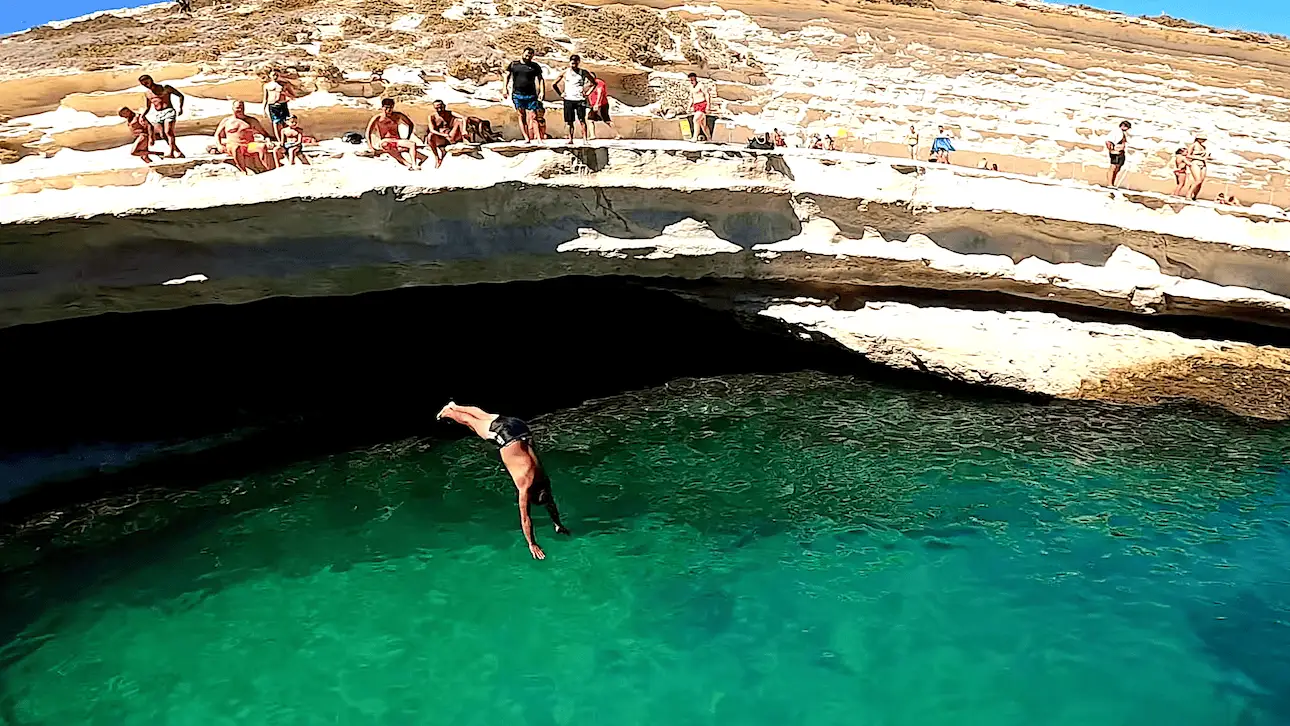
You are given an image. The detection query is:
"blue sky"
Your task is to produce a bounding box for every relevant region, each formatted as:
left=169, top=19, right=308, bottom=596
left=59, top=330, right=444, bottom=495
left=0, top=0, right=1285, bottom=36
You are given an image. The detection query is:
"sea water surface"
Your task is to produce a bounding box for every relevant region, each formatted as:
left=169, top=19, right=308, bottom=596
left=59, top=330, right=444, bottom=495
left=2, top=372, right=1289, bottom=725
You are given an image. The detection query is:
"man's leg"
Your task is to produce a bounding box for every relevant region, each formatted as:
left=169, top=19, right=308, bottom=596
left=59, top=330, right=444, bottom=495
left=542, top=496, right=571, bottom=535
left=437, top=403, right=497, bottom=440
left=165, top=121, right=183, bottom=158
left=518, top=109, right=532, bottom=141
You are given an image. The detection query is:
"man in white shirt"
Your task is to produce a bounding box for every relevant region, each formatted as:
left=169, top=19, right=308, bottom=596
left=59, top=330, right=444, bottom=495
left=552, top=54, right=594, bottom=145
left=1105, top=120, right=1131, bottom=188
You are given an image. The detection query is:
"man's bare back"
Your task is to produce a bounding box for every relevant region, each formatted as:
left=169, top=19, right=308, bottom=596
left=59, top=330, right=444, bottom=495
left=437, top=402, right=571, bottom=560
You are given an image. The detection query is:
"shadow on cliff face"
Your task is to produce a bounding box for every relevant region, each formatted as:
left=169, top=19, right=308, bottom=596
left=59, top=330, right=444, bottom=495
left=0, top=276, right=913, bottom=510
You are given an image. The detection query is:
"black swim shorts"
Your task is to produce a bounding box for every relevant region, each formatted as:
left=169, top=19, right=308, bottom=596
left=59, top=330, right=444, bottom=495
left=487, top=416, right=533, bottom=448
left=1109, top=152, right=1126, bottom=166
left=563, top=100, right=587, bottom=126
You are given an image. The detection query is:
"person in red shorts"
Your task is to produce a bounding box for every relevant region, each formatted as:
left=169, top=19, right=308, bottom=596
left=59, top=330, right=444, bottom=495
left=586, top=76, right=620, bottom=140
left=687, top=72, right=712, bottom=143
left=365, top=98, right=428, bottom=170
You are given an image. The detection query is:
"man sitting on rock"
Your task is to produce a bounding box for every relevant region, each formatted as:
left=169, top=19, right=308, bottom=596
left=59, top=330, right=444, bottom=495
left=214, top=101, right=280, bottom=174
left=427, top=100, right=468, bottom=168
left=366, top=98, right=428, bottom=170
left=118, top=107, right=156, bottom=164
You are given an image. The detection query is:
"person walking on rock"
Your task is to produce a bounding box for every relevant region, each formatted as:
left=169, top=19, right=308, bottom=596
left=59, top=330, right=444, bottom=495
left=118, top=107, right=156, bottom=164
left=553, top=54, right=594, bottom=145
left=503, top=47, right=546, bottom=142
left=437, top=403, right=571, bottom=560
left=1105, top=120, right=1130, bottom=188
left=905, top=124, right=919, bottom=160
left=138, top=74, right=185, bottom=159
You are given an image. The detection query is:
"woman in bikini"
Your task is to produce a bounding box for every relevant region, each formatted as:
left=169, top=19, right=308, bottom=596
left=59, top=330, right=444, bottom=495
left=1185, top=134, right=1209, bottom=201
left=1171, top=147, right=1189, bottom=196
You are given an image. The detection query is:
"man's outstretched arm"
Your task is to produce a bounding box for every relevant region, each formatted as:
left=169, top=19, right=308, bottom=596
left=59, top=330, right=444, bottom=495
left=518, top=487, right=545, bottom=560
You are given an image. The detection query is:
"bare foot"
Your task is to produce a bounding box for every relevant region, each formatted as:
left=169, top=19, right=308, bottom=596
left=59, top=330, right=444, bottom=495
left=434, top=156, right=444, bottom=168
left=568, top=138, right=575, bottom=145
left=436, top=401, right=456, bottom=420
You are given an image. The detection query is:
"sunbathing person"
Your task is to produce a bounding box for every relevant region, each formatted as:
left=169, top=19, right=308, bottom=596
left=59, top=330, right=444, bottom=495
left=427, top=100, right=468, bottom=168
left=118, top=107, right=156, bottom=164
left=214, top=101, right=279, bottom=174
left=280, top=115, right=313, bottom=165
left=366, top=98, right=427, bottom=169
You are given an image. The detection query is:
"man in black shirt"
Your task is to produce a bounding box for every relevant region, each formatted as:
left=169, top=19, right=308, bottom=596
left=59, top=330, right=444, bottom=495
left=503, top=47, right=547, bottom=142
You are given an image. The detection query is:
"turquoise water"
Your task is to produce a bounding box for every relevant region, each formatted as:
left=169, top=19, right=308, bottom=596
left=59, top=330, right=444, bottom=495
left=3, top=372, right=1290, bottom=725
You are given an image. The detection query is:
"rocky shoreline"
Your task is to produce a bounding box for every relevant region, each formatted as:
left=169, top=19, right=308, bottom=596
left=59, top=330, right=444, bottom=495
left=3, top=141, right=1288, bottom=418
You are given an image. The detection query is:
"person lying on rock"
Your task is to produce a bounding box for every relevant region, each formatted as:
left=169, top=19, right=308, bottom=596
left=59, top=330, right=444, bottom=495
left=214, top=101, right=280, bottom=174
left=118, top=107, right=156, bottom=164
left=427, top=100, right=468, bottom=168
left=366, top=98, right=428, bottom=170
left=437, top=402, right=571, bottom=560
left=280, top=115, right=313, bottom=166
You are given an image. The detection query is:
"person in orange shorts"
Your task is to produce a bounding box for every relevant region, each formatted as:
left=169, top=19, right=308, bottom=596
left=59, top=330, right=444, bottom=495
left=213, top=101, right=280, bottom=174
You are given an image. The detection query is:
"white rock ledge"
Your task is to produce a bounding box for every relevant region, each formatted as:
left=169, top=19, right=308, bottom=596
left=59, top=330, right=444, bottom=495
left=3, top=141, right=1288, bottom=417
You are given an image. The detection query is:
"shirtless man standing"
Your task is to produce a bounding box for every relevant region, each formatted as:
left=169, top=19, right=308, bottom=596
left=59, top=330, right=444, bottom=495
left=138, top=75, right=185, bottom=158
left=1105, top=120, right=1131, bottom=188
left=427, top=100, right=467, bottom=168
left=437, top=402, right=571, bottom=560
left=366, top=98, right=428, bottom=170
left=262, top=69, right=298, bottom=142
left=687, top=72, right=712, bottom=143
left=214, top=101, right=278, bottom=173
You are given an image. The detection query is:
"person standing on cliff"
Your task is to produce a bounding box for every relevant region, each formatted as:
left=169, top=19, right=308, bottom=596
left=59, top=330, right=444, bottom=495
left=437, top=403, right=571, bottom=560
left=553, top=54, right=594, bottom=145
left=1185, top=134, right=1210, bottom=201
left=138, top=75, right=185, bottom=159
left=1105, top=120, right=1130, bottom=188
left=687, top=72, right=713, bottom=143
left=262, top=68, right=299, bottom=142
left=503, top=47, right=546, bottom=143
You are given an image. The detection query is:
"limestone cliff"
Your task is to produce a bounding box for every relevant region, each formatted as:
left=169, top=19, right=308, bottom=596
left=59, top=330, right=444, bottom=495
left=2, top=0, right=1289, bottom=418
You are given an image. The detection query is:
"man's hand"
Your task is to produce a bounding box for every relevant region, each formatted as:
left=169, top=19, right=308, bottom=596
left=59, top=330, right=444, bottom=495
left=529, top=542, right=546, bottom=560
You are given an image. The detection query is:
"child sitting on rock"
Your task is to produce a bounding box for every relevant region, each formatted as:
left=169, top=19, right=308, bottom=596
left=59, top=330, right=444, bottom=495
left=118, top=107, right=156, bottom=164
left=280, top=115, right=314, bottom=165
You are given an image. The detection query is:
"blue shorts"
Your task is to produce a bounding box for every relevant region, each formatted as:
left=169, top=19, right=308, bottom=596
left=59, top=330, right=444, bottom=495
left=268, top=102, right=290, bottom=125
left=512, top=94, right=542, bottom=112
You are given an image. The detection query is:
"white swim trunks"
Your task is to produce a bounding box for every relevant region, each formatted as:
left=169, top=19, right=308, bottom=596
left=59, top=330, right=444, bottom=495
left=154, top=107, right=178, bottom=124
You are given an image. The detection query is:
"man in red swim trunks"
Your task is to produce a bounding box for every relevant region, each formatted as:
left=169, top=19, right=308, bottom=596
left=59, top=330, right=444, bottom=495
left=436, top=402, right=571, bottom=560
left=687, top=72, right=712, bottom=143
left=427, top=99, right=468, bottom=168
left=365, top=98, right=428, bottom=170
